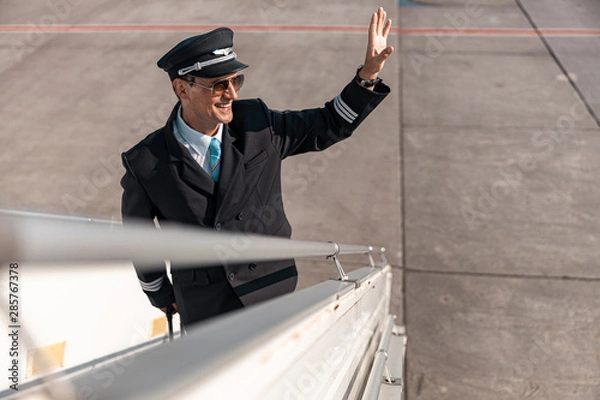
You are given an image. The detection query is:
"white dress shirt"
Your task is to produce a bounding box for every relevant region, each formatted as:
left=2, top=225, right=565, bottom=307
left=173, top=106, right=223, bottom=176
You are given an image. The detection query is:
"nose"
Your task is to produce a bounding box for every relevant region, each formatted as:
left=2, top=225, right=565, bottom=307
left=223, top=82, right=238, bottom=100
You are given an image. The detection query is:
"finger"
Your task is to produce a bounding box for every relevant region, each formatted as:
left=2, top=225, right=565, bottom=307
left=369, top=12, right=377, bottom=39
left=377, top=7, right=385, bottom=34
left=383, top=18, right=392, bottom=38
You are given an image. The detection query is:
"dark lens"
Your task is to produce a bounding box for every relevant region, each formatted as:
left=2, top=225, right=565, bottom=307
left=212, top=75, right=244, bottom=94
left=232, top=74, right=245, bottom=91
left=213, top=80, right=229, bottom=94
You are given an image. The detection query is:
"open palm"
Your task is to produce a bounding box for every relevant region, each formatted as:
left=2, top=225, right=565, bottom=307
left=361, top=7, right=394, bottom=80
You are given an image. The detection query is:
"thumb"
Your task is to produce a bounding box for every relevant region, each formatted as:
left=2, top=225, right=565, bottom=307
left=379, top=46, right=394, bottom=60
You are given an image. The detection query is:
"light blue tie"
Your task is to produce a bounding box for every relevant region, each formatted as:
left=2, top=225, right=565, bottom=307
left=209, top=137, right=222, bottom=182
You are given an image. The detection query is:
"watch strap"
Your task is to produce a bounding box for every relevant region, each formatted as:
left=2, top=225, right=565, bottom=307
left=356, top=64, right=382, bottom=88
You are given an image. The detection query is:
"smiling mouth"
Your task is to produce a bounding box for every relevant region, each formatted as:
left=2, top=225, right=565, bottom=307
left=216, top=103, right=232, bottom=109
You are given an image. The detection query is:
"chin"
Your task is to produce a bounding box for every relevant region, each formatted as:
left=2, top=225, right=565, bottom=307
left=219, top=113, right=234, bottom=124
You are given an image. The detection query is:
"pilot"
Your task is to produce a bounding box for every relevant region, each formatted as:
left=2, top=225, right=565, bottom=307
left=120, top=8, right=394, bottom=327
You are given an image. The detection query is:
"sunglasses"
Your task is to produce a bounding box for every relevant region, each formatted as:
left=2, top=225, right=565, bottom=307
left=185, top=74, right=245, bottom=95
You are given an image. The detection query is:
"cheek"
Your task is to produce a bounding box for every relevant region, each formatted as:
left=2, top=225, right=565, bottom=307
left=199, top=99, right=216, bottom=115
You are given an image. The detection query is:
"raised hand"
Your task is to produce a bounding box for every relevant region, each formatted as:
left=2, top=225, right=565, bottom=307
left=360, top=7, right=394, bottom=81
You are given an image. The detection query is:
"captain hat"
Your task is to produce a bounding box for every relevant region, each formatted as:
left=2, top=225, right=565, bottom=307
left=157, top=27, right=248, bottom=81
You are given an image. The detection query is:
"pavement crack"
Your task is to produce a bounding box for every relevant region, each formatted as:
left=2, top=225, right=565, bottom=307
left=403, top=267, right=600, bottom=282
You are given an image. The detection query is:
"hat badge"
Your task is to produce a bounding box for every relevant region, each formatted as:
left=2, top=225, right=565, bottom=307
left=212, top=47, right=233, bottom=56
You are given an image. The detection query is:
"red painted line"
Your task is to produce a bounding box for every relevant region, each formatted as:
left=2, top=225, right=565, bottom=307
left=395, top=28, right=600, bottom=36
left=0, top=24, right=367, bottom=33
left=0, top=24, right=599, bottom=36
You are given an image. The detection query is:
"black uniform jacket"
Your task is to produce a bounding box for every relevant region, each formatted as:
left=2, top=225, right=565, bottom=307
left=121, top=78, right=390, bottom=309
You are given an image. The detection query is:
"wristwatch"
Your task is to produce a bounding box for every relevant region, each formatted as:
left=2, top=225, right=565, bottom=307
left=356, top=65, right=382, bottom=88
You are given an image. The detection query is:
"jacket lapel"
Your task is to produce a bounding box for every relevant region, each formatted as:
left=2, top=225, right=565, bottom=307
left=163, top=105, right=215, bottom=196
left=215, top=124, right=245, bottom=219
left=158, top=104, right=247, bottom=222
left=176, top=154, right=215, bottom=195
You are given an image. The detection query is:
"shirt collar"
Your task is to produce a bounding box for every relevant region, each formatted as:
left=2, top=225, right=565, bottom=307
left=175, top=105, right=223, bottom=156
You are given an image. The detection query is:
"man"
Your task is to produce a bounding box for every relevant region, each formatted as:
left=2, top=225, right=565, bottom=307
left=121, top=8, right=394, bottom=327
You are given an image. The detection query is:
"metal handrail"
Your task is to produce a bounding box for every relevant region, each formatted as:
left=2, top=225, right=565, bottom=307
left=361, top=315, right=396, bottom=400
left=0, top=209, right=384, bottom=271
left=0, top=208, right=117, bottom=225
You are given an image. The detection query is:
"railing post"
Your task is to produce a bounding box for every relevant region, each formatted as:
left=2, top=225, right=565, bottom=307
left=327, top=241, right=348, bottom=281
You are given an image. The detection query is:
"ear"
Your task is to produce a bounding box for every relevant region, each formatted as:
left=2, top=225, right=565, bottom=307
left=173, top=78, right=189, bottom=100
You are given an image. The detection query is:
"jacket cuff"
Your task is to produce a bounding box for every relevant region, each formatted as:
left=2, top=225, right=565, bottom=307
left=144, top=279, right=176, bottom=308
left=332, top=78, right=390, bottom=127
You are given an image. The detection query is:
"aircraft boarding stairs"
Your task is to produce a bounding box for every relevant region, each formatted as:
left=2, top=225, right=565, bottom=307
left=0, top=209, right=406, bottom=399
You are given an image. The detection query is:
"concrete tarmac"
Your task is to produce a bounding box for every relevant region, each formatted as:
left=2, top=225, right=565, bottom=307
left=0, top=0, right=599, bottom=399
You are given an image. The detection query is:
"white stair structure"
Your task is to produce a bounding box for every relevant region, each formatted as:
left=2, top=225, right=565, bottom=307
left=0, top=210, right=406, bottom=399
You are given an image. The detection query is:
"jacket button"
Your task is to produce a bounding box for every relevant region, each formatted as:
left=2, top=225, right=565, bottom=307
left=236, top=212, right=245, bottom=221
left=215, top=222, right=222, bottom=231
left=248, top=263, right=257, bottom=271
left=228, top=272, right=235, bottom=281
